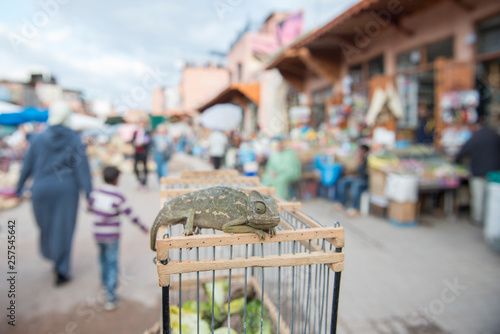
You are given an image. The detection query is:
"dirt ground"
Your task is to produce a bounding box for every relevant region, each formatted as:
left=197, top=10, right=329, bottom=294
left=1, top=153, right=500, bottom=334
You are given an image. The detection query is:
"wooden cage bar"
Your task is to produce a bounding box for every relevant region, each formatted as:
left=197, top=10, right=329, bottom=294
left=180, top=169, right=240, bottom=178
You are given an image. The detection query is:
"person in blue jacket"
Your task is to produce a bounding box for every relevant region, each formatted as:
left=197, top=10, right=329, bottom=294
left=16, top=101, right=92, bottom=286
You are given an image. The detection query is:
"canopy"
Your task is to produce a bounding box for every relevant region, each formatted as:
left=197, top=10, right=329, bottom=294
left=200, top=104, right=242, bottom=131
left=0, top=106, right=48, bottom=125
left=68, top=113, right=105, bottom=131
left=105, top=116, right=126, bottom=125
left=197, top=83, right=260, bottom=112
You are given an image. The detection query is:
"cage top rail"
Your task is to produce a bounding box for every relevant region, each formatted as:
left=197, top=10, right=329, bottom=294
left=156, top=226, right=344, bottom=253
left=160, top=186, right=276, bottom=198
left=161, top=175, right=261, bottom=185
left=180, top=169, right=240, bottom=178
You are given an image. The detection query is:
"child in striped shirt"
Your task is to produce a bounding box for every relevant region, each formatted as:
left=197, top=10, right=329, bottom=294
left=88, top=166, right=148, bottom=311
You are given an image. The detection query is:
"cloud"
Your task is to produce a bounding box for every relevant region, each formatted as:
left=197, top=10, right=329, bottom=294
left=0, top=0, right=360, bottom=110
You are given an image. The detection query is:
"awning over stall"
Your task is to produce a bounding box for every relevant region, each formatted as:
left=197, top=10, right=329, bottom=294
left=197, top=83, right=260, bottom=112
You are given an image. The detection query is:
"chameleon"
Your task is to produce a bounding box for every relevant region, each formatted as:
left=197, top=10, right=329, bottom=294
left=151, top=186, right=280, bottom=251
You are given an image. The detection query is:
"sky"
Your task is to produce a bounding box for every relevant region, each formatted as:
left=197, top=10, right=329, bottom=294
left=0, top=0, right=359, bottom=109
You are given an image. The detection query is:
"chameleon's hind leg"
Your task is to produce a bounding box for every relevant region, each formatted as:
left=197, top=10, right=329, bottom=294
left=181, top=209, right=195, bottom=236
left=222, top=217, right=266, bottom=239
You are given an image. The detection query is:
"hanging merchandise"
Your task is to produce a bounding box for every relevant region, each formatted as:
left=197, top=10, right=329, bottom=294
left=397, top=74, right=419, bottom=128
left=289, top=106, right=311, bottom=127
left=440, top=90, right=479, bottom=124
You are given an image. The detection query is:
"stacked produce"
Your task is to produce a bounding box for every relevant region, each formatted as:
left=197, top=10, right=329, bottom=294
left=368, top=145, right=468, bottom=187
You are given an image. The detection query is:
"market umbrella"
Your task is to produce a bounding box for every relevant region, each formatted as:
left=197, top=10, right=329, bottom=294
left=0, top=101, right=22, bottom=114
left=200, top=104, right=242, bottom=131
left=67, top=113, right=105, bottom=131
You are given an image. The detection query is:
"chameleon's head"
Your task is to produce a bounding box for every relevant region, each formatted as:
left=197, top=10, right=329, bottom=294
left=247, top=190, right=280, bottom=230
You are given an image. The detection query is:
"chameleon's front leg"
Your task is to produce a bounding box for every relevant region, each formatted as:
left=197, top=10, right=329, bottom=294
left=266, top=228, right=277, bottom=237
left=222, top=217, right=266, bottom=239
left=182, top=209, right=195, bottom=236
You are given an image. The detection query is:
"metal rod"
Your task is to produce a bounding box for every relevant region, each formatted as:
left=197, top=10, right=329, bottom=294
left=293, top=208, right=326, bottom=227
left=325, top=262, right=331, bottom=334
left=330, top=246, right=342, bottom=334
left=313, top=263, right=320, bottom=334
left=179, top=248, right=182, bottom=334
left=161, top=233, right=170, bottom=334
left=211, top=229, right=216, bottom=333
left=279, top=213, right=296, bottom=230
left=304, top=264, right=312, bottom=333
left=196, top=245, right=200, bottom=334
left=319, top=263, right=327, bottom=334
left=282, top=208, right=311, bottom=228
left=260, top=243, right=265, bottom=334
left=228, top=244, right=233, bottom=333
left=162, top=286, right=170, bottom=334
left=244, top=244, right=248, bottom=334
left=290, top=240, right=296, bottom=334
left=277, top=242, right=282, bottom=334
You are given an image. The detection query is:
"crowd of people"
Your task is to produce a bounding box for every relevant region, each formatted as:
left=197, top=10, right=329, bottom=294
left=8, top=101, right=180, bottom=311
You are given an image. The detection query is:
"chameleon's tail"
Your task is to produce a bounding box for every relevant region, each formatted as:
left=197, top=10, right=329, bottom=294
left=150, top=207, right=167, bottom=251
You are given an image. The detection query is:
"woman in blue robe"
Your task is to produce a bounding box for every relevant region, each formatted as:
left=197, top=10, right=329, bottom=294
left=17, top=101, right=92, bottom=285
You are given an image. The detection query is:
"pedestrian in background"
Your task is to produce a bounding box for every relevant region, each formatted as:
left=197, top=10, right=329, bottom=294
left=334, top=144, right=370, bottom=217
left=87, top=166, right=148, bottom=311
left=455, top=118, right=500, bottom=225
left=152, top=124, right=174, bottom=185
left=131, top=118, right=151, bottom=189
left=208, top=130, right=228, bottom=170
left=262, top=137, right=301, bottom=199
left=16, top=101, right=92, bottom=286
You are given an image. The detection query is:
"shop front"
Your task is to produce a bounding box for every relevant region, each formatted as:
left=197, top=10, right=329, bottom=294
left=265, top=0, right=500, bottom=220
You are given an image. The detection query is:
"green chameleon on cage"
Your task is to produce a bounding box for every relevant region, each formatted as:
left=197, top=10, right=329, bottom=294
left=150, top=186, right=281, bottom=251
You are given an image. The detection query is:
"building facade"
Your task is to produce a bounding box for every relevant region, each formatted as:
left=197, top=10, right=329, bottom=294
left=267, top=0, right=500, bottom=143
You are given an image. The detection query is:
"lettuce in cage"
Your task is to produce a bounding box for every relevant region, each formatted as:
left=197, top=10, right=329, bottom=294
left=244, top=300, right=273, bottom=334
left=170, top=305, right=211, bottom=334
left=201, top=301, right=225, bottom=329
left=223, top=296, right=246, bottom=315
left=203, top=280, right=229, bottom=309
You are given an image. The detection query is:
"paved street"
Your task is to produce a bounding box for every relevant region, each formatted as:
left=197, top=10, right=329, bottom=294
left=1, top=153, right=500, bottom=334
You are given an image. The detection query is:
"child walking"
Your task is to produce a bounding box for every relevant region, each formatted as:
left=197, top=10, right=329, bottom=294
left=88, top=166, right=148, bottom=311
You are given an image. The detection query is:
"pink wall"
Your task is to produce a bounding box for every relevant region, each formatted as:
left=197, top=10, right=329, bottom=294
left=228, top=12, right=303, bottom=84
left=180, top=66, right=230, bottom=112
left=151, top=87, right=164, bottom=115
left=227, top=34, right=254, bottom=83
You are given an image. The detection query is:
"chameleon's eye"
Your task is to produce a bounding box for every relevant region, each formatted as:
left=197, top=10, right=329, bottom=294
left=255, top=202, right=266, bottom=214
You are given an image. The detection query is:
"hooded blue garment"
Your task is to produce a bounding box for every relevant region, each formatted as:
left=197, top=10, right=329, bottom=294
left=17, top=125, right=92, bottom=276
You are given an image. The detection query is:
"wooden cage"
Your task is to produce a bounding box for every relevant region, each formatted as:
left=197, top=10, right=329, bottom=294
left=153, top=174, right=345, bottom=334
